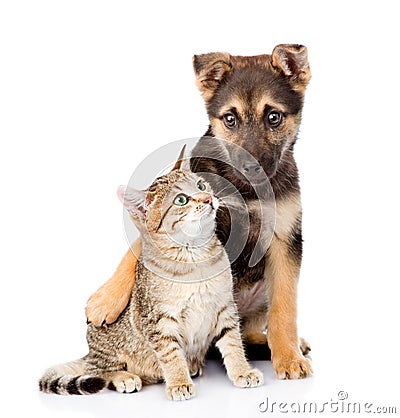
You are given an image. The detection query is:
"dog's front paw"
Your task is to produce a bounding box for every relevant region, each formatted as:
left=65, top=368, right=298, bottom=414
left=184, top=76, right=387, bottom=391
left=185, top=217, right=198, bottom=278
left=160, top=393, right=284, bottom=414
left=233, top=368, right=264, bottom=388
left=166, top=383, right=195, bottom=401
left=272, top=353, right=312, bottom=379
left=86, top=290, right=123, bottom=326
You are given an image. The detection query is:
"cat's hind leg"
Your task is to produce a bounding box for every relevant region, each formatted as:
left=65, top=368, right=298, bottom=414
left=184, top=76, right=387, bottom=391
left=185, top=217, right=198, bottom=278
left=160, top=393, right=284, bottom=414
left=106, top=371, right=142, bottom=393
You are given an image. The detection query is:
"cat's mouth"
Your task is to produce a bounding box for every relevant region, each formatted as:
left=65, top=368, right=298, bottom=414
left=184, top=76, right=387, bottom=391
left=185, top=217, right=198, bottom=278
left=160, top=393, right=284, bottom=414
left=194, top=206, right=213, bottom=221
left=187, top=205, right=215, bottom=227
left=200, top=197, right=219, bottom=218
left=205, top=204, right=215, bottom=216
left=211, top=196, right=219, bottom=211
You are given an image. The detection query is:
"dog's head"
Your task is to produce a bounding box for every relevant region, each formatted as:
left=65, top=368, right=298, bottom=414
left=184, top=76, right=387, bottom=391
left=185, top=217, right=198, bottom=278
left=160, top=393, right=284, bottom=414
left=193, top=44, right=311, bottom=180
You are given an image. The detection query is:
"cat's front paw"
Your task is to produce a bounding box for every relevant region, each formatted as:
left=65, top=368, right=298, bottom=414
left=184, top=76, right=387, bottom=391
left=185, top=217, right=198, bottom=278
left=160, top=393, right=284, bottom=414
left=166, top=383, right=195, bottom=401
left=233, top=368, right=264, bottom=388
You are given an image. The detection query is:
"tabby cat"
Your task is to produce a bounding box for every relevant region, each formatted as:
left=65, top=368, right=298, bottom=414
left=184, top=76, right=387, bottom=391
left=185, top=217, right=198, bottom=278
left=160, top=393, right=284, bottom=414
left=39, top=149, right=263, bottom=400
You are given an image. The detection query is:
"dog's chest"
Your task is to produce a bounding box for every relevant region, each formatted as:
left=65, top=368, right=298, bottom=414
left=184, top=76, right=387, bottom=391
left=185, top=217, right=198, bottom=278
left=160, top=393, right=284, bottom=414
left=230, top=195, right=301, bottom=308
left=220, top=199, right=272, bottom=285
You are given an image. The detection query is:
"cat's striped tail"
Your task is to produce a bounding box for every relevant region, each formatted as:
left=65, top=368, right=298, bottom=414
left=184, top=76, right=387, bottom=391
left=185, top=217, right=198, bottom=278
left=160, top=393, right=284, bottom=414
left=39, top=358, right=106, bottom=395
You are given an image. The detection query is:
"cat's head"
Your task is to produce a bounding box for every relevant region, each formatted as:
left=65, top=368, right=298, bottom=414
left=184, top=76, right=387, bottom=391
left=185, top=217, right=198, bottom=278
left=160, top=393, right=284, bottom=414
left=118, top=146, right=219, bottom=248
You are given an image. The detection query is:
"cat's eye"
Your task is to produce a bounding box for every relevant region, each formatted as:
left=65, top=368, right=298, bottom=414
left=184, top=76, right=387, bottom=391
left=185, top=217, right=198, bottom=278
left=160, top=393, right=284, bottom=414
left=196, top=180, right=206, bottom=191
left=174, top=194, right=189, bottom=206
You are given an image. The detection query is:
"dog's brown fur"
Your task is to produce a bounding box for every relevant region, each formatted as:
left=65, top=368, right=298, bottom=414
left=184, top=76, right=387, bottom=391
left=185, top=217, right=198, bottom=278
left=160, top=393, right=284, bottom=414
left=86, top=44, right=312, bottom=379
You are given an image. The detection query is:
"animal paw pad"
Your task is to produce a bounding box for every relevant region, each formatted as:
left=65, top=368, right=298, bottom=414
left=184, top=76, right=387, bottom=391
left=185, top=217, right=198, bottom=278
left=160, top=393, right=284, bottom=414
left=233, top=368, right=264, bottom=388
left=166, top=383, right=195, bottom=401
left=110, top=375, right=142, bottom=393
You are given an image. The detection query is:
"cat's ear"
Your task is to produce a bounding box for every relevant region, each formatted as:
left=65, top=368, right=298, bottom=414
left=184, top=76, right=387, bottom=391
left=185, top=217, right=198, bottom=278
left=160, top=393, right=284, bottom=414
left=117, top=186, right=147, bottom=218
left=171, top=144, right=190, bottom=171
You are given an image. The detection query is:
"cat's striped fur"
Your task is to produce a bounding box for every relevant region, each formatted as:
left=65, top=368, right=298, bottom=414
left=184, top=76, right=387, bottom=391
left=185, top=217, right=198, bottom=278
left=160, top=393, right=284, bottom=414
left=39, top=155, right=263, bottom=400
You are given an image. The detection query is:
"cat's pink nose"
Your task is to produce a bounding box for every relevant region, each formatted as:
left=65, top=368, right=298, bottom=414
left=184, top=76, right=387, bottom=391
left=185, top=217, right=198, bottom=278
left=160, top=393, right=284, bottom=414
left=204, top=196, right=212, bottom=205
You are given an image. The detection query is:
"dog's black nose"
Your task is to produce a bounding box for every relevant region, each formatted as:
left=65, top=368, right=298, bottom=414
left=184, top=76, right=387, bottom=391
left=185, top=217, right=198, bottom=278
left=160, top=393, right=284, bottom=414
left=242, top=161, right=261, bottom=177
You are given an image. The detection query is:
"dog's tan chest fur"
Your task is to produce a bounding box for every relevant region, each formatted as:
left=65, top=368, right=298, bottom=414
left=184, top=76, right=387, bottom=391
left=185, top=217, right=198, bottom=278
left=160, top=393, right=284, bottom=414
left=274, top=193, right=301, bottom=240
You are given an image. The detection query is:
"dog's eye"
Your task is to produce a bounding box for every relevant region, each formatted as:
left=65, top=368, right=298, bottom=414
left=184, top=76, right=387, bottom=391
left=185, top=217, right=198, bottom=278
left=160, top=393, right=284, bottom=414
left=223, top=113, right=237, bottom=128
left=267, top=111, right=283, bottom=127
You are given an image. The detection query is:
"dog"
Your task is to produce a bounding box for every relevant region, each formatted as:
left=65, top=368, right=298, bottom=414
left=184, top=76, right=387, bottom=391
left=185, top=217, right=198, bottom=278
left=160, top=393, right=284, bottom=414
left=86, top=44, right=312, bottom=379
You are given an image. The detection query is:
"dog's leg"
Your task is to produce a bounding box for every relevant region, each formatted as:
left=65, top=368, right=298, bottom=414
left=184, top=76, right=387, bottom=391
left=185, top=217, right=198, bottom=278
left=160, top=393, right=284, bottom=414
left=242, top=313, right=311, bottom=358
left=85, top=238, right=141, bottom=326
left=266, top=234, right=312, bottom=379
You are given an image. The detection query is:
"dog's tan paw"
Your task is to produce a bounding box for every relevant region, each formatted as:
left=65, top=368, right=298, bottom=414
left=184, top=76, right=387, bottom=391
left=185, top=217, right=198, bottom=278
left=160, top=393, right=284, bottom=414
left=166, top=383, right=195, bottom=401
left=86, top=291, right=124, bottom=326
left=233, top=368, right=264, bottom=388
left=273, top=354, right=312, bottom=380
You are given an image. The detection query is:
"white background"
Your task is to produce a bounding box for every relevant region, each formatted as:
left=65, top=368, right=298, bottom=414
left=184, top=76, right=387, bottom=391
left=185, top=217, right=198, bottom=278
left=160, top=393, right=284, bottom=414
left=1, top=1, right=399, bottom=417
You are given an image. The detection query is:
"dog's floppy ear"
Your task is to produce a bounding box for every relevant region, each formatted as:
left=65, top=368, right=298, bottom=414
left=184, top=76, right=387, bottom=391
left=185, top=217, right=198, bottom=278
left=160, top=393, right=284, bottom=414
left=271, top=44, right=311, bottom=89
left=193, top=52, right=232, bottom=101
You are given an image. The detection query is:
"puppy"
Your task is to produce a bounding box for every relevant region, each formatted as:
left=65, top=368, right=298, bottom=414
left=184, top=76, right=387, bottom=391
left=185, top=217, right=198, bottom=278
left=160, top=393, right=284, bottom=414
left=86, top=44, right=312, bottom=379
